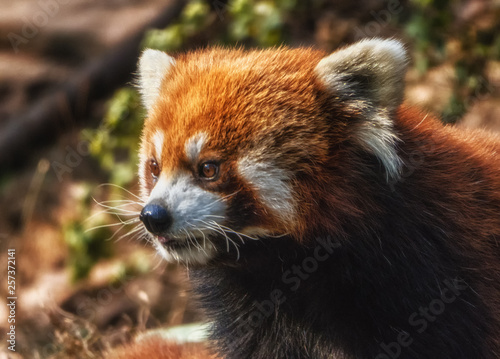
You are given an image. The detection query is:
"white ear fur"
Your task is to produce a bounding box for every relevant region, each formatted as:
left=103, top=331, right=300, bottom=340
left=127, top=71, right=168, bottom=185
left=315, top=38, right=408, bottom=110
left=315, top=38, right=408, bottom=180
left=137, top=49, right=176, bottom=111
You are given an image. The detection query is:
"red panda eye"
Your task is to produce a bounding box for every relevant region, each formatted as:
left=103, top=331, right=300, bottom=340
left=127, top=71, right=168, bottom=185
left=200, top=162, right=219, bottom=179
left=150, top=159, right=160, bottom=178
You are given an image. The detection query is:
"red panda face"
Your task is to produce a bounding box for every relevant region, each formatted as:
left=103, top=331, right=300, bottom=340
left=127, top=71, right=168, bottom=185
left=136, top=40, right=408, bottom=264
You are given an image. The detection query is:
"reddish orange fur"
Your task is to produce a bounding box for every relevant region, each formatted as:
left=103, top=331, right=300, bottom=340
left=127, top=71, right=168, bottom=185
left=105, top=337, right=217, bottom=359
left=140, top=47, right=329, bottom=234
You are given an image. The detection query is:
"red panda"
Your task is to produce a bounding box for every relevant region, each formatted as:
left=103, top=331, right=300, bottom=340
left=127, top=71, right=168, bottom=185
left=133, top=39, right=500, bottom=358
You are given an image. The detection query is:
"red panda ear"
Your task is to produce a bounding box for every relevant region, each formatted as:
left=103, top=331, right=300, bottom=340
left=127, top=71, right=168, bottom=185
left=315, top=38, right=408, bottom=111
left=315, top=39, right=408, bottom=180
left=137, top=49, right=176, bottom=111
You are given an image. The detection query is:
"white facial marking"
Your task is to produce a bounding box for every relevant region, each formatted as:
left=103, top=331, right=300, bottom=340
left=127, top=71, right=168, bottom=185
left=138, top=150, right=148, bottom=199
left=185, top=133, right=208, bottom=163
left=152, top=131, right=164, bottom=160
left=146, top=172, right=226, bottom=264
left=238, top=157, right=294, bottom=225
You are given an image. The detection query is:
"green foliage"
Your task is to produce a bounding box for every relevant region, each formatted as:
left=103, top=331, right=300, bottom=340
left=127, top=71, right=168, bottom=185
left=405, top=0, right=451, bottom=72
left=63, top=184, right=113, bottom=282
left=404, top=0, right=499, bottom=123
left=63, top=183, right=151, bottom=282
left=143, top=0, right=211, bottom=51
left=226, top=0, right=296, bottom=47
left=143, top=0, right=296, bottom=51
left=110, top=250, right=154, bottom=285
left=83, top=88, right=144, bottom=187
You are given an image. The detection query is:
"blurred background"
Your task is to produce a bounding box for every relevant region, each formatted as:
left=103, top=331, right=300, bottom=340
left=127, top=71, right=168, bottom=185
left=1, top=0, right=499, bottom=357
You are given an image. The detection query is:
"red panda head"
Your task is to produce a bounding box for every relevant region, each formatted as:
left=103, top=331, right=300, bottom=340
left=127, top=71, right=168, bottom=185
left=136, top=39, right=408, bottom=264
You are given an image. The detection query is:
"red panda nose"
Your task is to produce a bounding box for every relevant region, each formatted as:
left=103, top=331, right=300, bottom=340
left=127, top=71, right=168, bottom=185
left=140, top=204, right=173, bottom=235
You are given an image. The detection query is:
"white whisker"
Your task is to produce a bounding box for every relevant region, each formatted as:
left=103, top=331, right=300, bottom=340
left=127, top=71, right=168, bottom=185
left=91, top=198, right=141, bottom=215
left=84, top=218, right=139, bottom=233
left=119, top=226, right=146, bottom=243
left=97, top=199, right=141, bottom=205
left=97, top=183, right=144, bottom=201
left=206, top=220, right=240, bottom=260
left=203, top=214, right=225, bottom=219
left=218, top=224, right=258, bottom=242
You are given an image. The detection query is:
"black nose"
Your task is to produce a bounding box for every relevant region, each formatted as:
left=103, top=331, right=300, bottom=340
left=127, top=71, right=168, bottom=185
left=140, top=204, right=172, bottom=235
